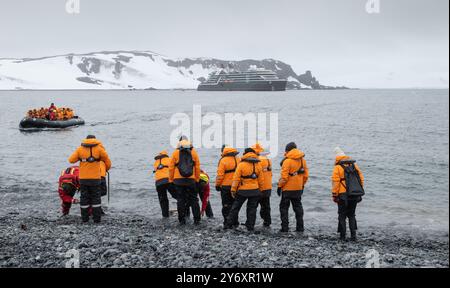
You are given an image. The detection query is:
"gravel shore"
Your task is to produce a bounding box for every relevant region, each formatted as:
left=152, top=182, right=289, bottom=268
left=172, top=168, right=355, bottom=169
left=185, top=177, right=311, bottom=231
left=0, top=207, right=448, bottom=268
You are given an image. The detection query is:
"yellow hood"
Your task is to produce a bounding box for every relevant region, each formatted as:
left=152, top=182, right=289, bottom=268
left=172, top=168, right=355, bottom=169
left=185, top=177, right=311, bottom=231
left=335, top=155, right=351, bottom=164
left=222, top=147, right=239, bottom=157
left=81, top=138, right=102, bottom=147
left=285, top=148, right=304, bottom=160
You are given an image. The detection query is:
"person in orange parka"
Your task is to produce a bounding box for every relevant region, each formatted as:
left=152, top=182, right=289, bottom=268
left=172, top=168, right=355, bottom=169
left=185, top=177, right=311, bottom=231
left=332, top=147, right=364, bottom=241
left=169, top=137, right=201, bottom=225
left=215, top=145, right=240, bottom=226
left=68, top=135, right=111, bottom=223
left=153, top=150, right=177, bottom=218
left=251, top=143, right=273, bottom=227
left=277, top=142, right=309, bottom=233
left=225, top=148, right=265, bottom=231
left=58, top=166, right=80, bottom=216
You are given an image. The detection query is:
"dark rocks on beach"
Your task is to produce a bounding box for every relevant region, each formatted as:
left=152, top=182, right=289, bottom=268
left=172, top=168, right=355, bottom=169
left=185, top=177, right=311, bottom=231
left=0, top=210, right=448, bottom=268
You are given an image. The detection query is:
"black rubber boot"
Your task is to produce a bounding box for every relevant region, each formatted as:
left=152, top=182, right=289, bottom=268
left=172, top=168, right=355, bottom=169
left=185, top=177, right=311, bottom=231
left=81, top=208, right=89, bottom=223
left=223, top=224, right=232, bottom=230
left=350, top=227, right=357, bottom=241
left=92, top=207, right=102, bottom=223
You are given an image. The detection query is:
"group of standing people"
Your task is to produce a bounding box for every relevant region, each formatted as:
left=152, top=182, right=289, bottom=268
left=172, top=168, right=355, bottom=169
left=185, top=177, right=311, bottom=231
left=27, top=103, right=75, bottom=121
left=59, top=135, right=364, bottom=241
left=152, top=137, right=365, bottom=241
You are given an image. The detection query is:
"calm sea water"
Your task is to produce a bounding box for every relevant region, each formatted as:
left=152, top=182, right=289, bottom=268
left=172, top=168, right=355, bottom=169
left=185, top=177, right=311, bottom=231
left=0, top=89, right=448, bottom=232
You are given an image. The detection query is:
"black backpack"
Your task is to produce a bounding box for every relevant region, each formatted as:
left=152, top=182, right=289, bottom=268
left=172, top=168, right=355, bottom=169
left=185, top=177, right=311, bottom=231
left=339, top=159, right=365, bottom=198
left=178, top=147, right=194, bottom=177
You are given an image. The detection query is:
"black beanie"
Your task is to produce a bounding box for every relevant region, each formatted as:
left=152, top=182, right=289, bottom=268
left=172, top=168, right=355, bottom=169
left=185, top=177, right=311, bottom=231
left=285, top=142, right=297, bottom=152
left=244, top=148, right=256, bottom=155
left=86, top=135, right=96, bottom=139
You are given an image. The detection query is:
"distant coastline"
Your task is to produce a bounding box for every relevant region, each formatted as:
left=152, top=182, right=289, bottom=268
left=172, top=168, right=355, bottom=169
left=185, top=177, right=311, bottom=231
left=0, top=50, right=350, bottom=91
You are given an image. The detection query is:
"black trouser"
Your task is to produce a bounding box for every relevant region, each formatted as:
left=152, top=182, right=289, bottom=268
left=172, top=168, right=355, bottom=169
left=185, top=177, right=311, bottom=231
left=175, top=184, right=200, bottom=223
left=80, top=184, right=102, bottom=223
left=226, top=194, right=259, bottom=230
left=337, top=199, right=358, bottom=237
left=220, top=187, right=236, bottom=225
left=198, top=187, right=214, bottom=218
left=280, top=192, right=304, bottom=231
left=258, top=195, right=271, bottom=226
left=156, top=183, right=178, bottom=218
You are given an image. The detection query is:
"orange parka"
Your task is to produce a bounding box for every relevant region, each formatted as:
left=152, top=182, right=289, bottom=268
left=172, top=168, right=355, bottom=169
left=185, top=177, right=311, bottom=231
left=250, top=143, right=273, bottom=193
left=231, top=152, right=264, bottom=196
left=153, top=150, right=171, bottom=186
left=258, top=156, right=272, bottom=193
left=331, top=155, right=364, bottom=197
left=278, top=148, right=309, bottom=192
left=215, top=147, right=240, bottom=189
left=68, top=138, right=111, bottom=184
left=169, top=140, right=201, bottom=186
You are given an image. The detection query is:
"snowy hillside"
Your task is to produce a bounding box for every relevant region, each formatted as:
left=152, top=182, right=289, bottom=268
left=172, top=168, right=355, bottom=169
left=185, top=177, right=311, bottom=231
left=0, top=51, right=346, bottom=90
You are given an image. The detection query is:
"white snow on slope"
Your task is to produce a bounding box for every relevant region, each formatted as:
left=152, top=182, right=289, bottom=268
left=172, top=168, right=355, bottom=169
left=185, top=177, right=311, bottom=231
left=0, top=51, right=305, bottom=90
left=0, top=52, right=209, bottom=90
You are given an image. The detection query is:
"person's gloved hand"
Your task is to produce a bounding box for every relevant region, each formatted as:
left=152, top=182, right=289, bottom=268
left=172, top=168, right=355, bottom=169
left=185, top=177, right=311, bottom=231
left=332, top=196, right=339, bottom=204
left=72, top=198, right=79, bottom=204
left=277, top=187, right=282, bottom=197
left=215, top=186, right=221, bottom=192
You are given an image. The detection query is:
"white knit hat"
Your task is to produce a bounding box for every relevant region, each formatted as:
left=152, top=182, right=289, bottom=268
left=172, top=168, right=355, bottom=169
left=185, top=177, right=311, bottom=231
left=334, top=147, right=346, bottom=157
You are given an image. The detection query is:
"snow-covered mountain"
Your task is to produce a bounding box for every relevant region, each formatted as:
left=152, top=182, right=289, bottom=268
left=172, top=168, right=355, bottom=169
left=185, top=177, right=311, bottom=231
left=0, top=51, right=347, bottom=90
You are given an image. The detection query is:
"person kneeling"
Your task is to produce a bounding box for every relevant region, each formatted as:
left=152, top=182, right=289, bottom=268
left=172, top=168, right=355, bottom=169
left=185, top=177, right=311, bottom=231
left=198, top=170, right=214, bottom=218
left=58, top=166, right=80, bottom=216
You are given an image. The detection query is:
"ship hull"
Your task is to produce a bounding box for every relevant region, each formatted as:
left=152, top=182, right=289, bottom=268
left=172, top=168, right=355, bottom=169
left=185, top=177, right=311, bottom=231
left=198, top=80, right=287, bottom=91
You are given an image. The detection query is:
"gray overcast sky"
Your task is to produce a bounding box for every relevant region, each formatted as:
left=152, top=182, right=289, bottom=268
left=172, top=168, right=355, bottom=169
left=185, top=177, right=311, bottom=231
left=0, top=0, right=448, bottom=88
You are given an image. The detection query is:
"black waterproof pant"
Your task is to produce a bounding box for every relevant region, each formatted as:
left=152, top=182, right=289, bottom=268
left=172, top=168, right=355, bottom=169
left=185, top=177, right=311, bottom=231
left=156, top=183, right=178, bottom=218
left=80, top=184, right=102, bottom=223
left=220, top=187, right=236, bottom=225
left=280, top=193, right=304, bottom=231
left=258, top=196, right=272, bottom=226
left=226, top=194, right=259, bottom=230
left=337, top=199, right=358, bottom=238
left=175, top=184, right=201, bottom=224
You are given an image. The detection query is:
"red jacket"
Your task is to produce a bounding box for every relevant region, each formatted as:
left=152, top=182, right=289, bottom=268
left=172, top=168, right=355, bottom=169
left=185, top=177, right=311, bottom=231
left=199, top=171, right=210, bottom=215
left=58, top=166, right=80, bottom=203
left=201, top=183, right=210, bottom=214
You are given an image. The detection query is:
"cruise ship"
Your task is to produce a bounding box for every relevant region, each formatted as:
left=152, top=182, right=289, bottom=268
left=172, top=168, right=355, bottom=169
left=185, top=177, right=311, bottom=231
left=197, top=68, right=287, bottom=91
